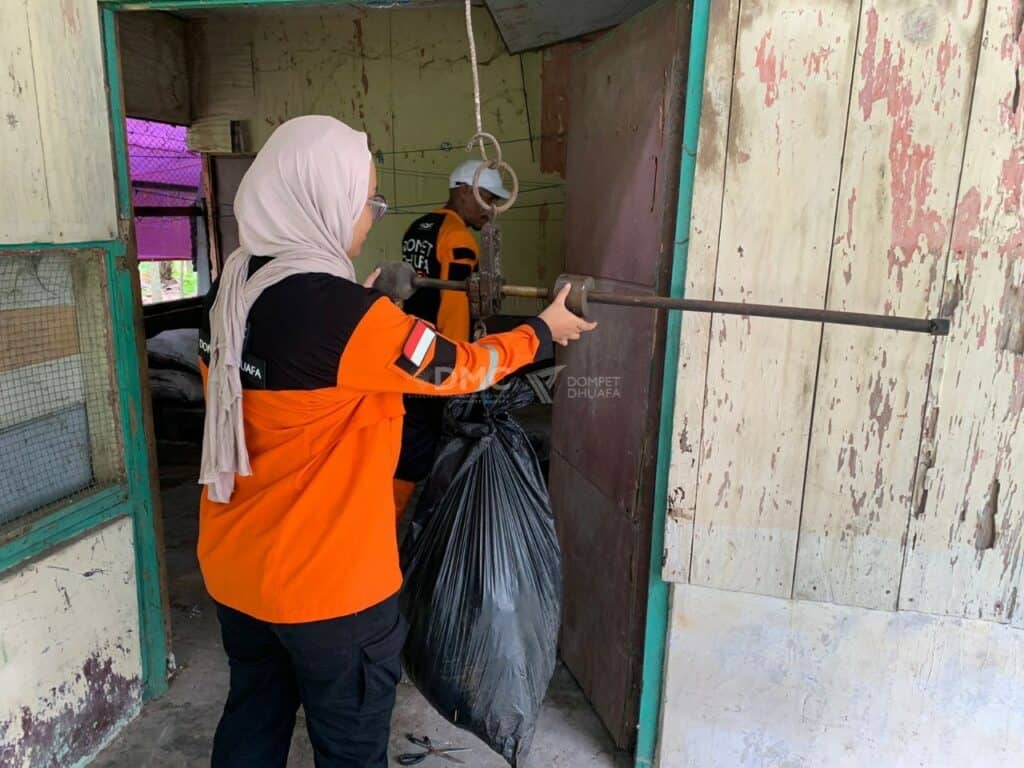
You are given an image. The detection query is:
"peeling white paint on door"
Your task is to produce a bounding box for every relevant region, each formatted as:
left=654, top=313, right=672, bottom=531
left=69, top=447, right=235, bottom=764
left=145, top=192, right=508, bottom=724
left=689, top=1, right=860, bottom=597
left=900, top=0, right=1024, bottom=624
left=0, top=519, right=142, bottom=768
left=665, top=0, right=1023, bottom=626
left=0, top=0, right=116, bottom=244
left=663, top=0, right=740, bottom=583
left=0, top=1, right=49, bottom=242
left=794, top=0, right=984, bottom=610
left=658, top=0, right=1024, bottom=762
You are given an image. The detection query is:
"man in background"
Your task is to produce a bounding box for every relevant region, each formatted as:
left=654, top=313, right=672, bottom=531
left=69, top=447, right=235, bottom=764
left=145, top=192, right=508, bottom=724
left=393, top=160, right=510, bottom=518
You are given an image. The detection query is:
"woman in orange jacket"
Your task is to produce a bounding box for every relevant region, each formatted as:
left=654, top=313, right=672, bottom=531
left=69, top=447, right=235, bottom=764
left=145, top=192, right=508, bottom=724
left=197, top=115, right=595, bottom=768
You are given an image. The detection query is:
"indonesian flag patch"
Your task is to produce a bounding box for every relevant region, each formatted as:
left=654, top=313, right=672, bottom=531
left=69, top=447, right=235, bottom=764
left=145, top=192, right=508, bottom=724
left=397, top=320, right=436, bottom=374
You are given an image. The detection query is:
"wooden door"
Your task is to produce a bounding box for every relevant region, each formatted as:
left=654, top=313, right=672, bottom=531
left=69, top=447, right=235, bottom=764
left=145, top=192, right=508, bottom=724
left=550, top=0, right=689, bottom=749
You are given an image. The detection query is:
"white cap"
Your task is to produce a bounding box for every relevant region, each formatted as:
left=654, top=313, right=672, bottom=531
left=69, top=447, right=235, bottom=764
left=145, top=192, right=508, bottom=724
left=449, top=160, right=511, bottom=200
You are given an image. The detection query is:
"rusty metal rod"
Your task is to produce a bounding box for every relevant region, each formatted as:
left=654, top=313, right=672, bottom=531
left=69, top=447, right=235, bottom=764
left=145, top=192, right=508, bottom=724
left=412, top=277, right=950, bottom=336
left=588, top=292, right=950, bottom=335
left=415, top=277, right=549, bottom=299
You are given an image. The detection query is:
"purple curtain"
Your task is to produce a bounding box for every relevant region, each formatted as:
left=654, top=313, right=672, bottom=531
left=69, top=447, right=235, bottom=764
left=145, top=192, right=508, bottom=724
left=127, top=119, right=202, bottom=262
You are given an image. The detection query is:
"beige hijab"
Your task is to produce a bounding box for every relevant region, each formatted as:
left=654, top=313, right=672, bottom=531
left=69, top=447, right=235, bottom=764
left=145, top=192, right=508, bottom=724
left=200, top=116, right=371, bottom=503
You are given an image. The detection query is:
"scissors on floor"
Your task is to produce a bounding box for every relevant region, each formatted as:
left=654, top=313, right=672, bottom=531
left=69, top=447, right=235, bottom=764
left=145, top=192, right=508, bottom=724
left=396, top=733, right=471, bottom=765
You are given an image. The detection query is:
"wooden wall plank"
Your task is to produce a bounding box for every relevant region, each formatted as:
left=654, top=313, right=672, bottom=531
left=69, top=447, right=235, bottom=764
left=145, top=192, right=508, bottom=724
left=118, top=11, right=190, bottom=125
left=188, top=6, right=564, bottom=309
left=0, top=1, right=49, bottom=243
left=70, top=255, right=122, bottom=484
left=688, top=1, right=860, bottom=597
left=794, top=1, right=984, bottom=609
left=23, top=0, right=117, bottom=243
left=663, top=0, right=740, bottom=582
left=0, top=306, right=80, bottom=372
left=901, top=0, right=1024, bottom=623
left=540, top=42, right=582, bottom=177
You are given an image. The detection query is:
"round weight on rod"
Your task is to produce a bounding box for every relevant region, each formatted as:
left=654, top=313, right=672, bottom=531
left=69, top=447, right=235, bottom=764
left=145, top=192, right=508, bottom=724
left=373, top=261, right=418, bottom=301
left=553, top=274, right=596, bottom=318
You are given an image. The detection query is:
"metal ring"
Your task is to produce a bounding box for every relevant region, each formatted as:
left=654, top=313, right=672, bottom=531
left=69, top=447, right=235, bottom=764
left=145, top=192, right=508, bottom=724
left=471, top=159, right=519, bottom=215
left=466, top=131, right=503, bottom=165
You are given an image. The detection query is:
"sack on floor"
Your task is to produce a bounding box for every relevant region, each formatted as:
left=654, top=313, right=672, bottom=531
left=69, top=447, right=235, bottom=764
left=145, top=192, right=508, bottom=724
left=400, top=378, right=562, bottom=767
left=147, top=328, right=201, bottom=374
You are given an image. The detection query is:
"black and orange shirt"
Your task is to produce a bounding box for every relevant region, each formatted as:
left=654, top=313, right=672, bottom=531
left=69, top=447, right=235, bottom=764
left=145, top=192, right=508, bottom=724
left=401, top=208, right=478, bottom=342
left=197, top=257, right=552, bottom=624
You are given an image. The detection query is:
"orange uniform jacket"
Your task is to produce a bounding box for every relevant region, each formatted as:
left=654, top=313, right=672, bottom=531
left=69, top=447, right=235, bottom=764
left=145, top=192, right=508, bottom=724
left=198, top=258, right=552, bottom=624
left=396, top=208, right=479, bottom=485
left=401, top=208, right=478, bottom=341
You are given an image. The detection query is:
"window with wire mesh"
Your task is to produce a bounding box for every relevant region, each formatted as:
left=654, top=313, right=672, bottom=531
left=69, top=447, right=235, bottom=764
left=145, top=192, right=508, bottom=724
left=127, top=118, right=206, bottom=304
left=0, top=251, right=124, bottom=528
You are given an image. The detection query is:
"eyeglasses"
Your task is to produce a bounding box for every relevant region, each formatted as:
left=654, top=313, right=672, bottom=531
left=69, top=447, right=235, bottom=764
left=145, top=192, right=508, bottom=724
left=367, top=194, right=388, bottom=223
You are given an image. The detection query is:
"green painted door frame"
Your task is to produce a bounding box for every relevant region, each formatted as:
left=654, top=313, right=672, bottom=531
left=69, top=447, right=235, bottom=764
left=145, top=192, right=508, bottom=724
left=101, top=5, right=172, bottom=700
left=95, top=0, right=712, bottom=760
left=634, top=1, right=710, bottom=765
left=0, top=6, right=175, bottom=704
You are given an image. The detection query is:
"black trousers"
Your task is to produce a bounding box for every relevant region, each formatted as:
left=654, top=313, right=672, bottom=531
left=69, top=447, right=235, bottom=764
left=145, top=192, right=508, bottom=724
left=395, top=396, right=443, bottom=483
left=212, top=595, right=407, bottom=768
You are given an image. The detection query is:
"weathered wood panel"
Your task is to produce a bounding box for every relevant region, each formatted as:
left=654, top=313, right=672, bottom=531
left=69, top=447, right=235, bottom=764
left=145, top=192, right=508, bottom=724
left=663, top=0, right=740, bottom=583
left=188, top=5, right=564, bottom=309
left=485, top=0, right=658, bottom=53
left=70, top=254, right=122, bottom=484
left=794, top=1, right=984, bottom=610
left=118, top=11, right=191, bottom=125
left=0, top=1, right=49, bottom=243
left=552, top=0, right=687, bottom=746
left=658, top=584, right=1024, bottom=767
left=0, top=519, right=142, bottom=766
left=540, top=42, right=583, bottom=177
left=901, top=0, right=1024, bottom=623
left=22, top=0, right=117, bottom=243
left=689, top=1, right=860, bottom=597
left=0, top=306, right=80, bottom=372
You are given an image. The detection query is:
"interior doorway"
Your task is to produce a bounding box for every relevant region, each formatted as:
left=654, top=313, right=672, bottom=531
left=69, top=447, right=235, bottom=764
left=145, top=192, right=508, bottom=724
left=102, top=1, right=685, bottom=764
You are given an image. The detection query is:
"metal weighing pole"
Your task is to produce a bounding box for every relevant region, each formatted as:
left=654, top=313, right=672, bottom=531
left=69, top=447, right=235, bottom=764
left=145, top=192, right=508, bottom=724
left=410, top=273, right=950, bottom=336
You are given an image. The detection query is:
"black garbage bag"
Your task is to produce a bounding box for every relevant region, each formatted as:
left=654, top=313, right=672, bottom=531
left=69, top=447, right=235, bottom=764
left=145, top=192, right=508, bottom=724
left=400, top=378, right=562, bottom=767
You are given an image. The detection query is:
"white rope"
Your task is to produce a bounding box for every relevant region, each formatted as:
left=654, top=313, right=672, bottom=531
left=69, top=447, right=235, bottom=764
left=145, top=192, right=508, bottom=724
left=465, top=0, right=485, bottom=157
left=462, top=0, right=518, bottom=212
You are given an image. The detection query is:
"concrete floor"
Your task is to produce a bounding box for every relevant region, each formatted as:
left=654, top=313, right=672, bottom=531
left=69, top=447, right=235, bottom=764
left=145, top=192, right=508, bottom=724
left=93, top=455, right=629, bottom=768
